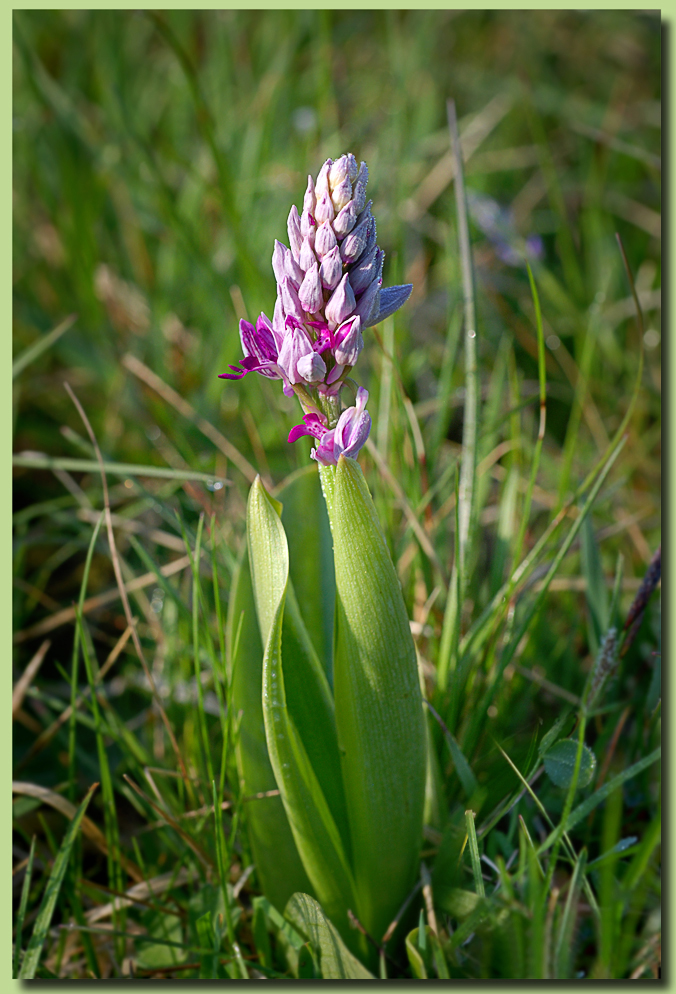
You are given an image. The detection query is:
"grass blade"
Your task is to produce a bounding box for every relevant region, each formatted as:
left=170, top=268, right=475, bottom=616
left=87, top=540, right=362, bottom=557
left=18, top=783, right=98, bottom=979
left=13, top=453, right=228, bottom=485
left=12, top=314, right=76, bottom=379
left=13, top=835, right=37, bottom=978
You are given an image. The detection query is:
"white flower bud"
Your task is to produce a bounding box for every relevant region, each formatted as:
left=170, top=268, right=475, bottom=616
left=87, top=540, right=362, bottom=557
left=325, top=273, right=356, bottom=328
left=315, top=221, right=337, bottom=259
left=314, top=190, right=335, bottom=225
left=297, top=350, right=327, bottom=383
left=303, top=174, right=316, bottom=215
left=314, top=159, right=332, bottom=198
left=299, top=234, right=317, bottom=273
left=298, top=262, right=323, bottom=314
left=319, top=245, right=343, bottom=290
left=287, top=205, right=303, bottom=261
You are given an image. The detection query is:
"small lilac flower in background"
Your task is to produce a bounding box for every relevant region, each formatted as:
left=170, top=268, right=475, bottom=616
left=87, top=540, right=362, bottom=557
left=467, top=191, right=544, bottom=268
left=219, top=154, right=413, bottom=465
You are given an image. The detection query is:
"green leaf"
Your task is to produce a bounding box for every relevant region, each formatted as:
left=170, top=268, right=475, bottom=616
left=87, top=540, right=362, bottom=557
left=279, top=464, right=336, bottom=683
left=285, top=892, right=374, bottom=980
left=538, top=710, right=573, bottom=759
left=320, top=457, right=427, bottom=943
left=19, top=783, right=97, bottom=979
left=543, top=738, right=597, bottom=789
left=227, top=550, right=312, bottom=912
left=247, top=477, right=356, bottom=941
left=405, top=926, right=432, bottom=979
left=538, top=747, right=661, bottom=853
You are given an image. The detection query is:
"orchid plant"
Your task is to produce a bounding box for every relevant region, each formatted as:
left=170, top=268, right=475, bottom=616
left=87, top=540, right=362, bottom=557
left=221, top=155, right=425, bottom=968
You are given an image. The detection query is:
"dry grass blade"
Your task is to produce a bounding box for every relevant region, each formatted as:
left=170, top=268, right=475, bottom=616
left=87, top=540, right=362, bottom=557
left=13, top=640, right=50, bottom=717
left=122, top=353, right=257, bottom=484
left=85, top=867, right=198, bottom=923
left=14, top=555, right=192, bottom=644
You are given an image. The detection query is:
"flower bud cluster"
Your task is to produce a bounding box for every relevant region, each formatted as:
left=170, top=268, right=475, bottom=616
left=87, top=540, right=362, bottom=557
left=219, top=154, right=412, bottom=465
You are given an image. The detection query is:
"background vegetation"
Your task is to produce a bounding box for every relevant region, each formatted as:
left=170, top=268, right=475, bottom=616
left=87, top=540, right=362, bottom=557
left=13, top=10, right=660, bottom=980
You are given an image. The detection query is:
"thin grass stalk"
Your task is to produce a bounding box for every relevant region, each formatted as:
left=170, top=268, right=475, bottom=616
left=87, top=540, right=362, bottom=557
left=541, top=715, right=588, bottom=898
left=68, top=511, right=104, bottom=802
left=212, top=781, right=248, bottom=979
left=438, top=99, right=480, bottom=693
left=556, top=301, right=602, bottom=510
left=464, top=810, right=485, bottom=898
left=190, top=513, right=215, bottom=785
left=554, top=847, right=587, bottom=978
left=76, top=608, right=126, bottom=961
left=448, top=99, right=479, bottom=568
left=13, top=835, right=36, bottom=978
left=512, top=263, right=547, bottom=568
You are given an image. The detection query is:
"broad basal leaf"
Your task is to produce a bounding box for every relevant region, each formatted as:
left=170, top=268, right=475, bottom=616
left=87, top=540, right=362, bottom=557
left=247, top=477, right=357, bottom=943
left=320, top=457, right=426, bottom=944
left=227, top=550, right=311, bottom=912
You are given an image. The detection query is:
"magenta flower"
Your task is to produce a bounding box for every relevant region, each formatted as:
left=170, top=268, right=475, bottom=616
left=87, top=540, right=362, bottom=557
left=219, top=154, right=413, bottom=466
left=218, top=314, right=282, bottom=381
left=288, top=387, right=371, bottom=466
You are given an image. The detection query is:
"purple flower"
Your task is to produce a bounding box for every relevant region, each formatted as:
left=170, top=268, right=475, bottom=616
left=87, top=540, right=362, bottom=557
left=288, top=387, right=371, bottom=466
left=220, top=154, right=415, bottom=466
left=333, top=315, right=363, bottom=367
left=218, top=315, right=282, bottom=381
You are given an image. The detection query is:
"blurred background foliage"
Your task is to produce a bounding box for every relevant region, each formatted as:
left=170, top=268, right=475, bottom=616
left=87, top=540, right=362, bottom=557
left=13, top=10, right=660, bottom=980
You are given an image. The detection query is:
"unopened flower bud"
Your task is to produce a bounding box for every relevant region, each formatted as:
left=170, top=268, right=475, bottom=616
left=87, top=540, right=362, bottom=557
left=325, top=273, right=356, bottom=327
left=303, top=174, right=316, bottom=214
left=314, top=190, right=335, bottom=225
left=319, top=245, right=343, bottom=290
left=272, top=239, right=303, bottom=288
left=334, top=315, right=363, bottom=367
left=346, top=153, right=358, bottom=183
left=281, top=276, right=305, bottom=323
left=314, top=159, right=332, bottom=198
left=299, top=234, right=317, bottom=273
left=300, top=207, right=316, bottom=238
left=340, top=207, right=373, bottom=264
left=352, top=162, right=369, bottom=213
left=348, top=242, right=378, bottom=295
left=287, top=205, right=303, bottom=261
left=354, top=276, right=380, bottom=325
left=296, top=350, right=327, bottom=383
left=298, top=262, right=323, bottom=314
left=315, top=221, right=338, bottom=259
left=331, top=176, right=353, bottom=212
left=333, top=199, right=359, bottom=238
left=329, top=155, right=350, bottom=190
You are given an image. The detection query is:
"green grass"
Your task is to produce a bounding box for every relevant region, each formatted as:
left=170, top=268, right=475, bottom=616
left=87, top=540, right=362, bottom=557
left=13, top=10, right=660, bottom=980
